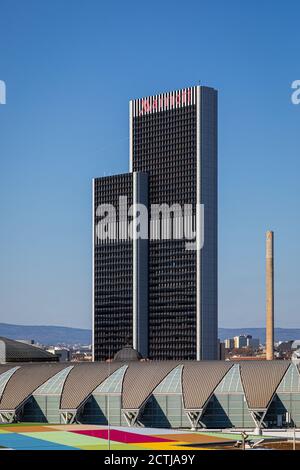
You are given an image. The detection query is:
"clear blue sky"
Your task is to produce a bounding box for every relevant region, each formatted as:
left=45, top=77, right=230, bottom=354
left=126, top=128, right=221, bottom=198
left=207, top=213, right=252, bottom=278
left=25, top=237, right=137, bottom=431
left=0, top=0, right=299, bottom=329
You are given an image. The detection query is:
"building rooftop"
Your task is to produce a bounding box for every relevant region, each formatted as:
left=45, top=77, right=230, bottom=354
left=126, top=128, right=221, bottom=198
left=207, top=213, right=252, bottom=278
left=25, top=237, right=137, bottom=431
left=0, top=337, right=58, bottom=363
left=113, top=345, right=142, bottom=362
left=0, top=360, right=294, bottom=416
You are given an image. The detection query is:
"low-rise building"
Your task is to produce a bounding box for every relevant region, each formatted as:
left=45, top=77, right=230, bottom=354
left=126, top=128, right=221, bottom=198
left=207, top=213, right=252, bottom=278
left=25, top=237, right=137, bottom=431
left=0, top=337, right=59, bottom=363
left=46, top=347, right=71, bottom=362
left=0, top=357, right=298, bottom=431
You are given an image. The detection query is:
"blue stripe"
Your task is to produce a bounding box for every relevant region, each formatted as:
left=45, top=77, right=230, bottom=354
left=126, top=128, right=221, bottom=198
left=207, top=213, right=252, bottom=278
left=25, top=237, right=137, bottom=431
left=0, top=433, right=78, bottom=450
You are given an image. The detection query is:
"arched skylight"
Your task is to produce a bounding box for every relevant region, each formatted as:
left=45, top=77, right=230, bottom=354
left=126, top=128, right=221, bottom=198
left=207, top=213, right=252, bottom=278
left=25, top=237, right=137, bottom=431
left=34, top=366, right=74, bottom=396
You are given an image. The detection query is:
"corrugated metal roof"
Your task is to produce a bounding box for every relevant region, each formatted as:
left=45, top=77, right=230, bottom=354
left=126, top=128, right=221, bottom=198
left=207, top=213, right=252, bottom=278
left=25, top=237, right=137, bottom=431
left=122, top=361, right=179, bottom=410
left=0, top=361, right=294, bottom=413
left=240, top=361, right=290, bottom=409
left=182, top=361, right=233, bottom=409
left=0, top=364, right=16, bottom=374
left=0, top=363, right=66, bottom=410
left=0, top=337, right=58, bottom=362
left=60, top=362, right=121, bottom=410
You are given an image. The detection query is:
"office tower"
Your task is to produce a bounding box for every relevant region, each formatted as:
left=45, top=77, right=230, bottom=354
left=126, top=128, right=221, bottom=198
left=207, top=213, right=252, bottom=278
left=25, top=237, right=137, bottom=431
left=93, top=172, right=148, bottom=361
left=224, top=338, right=235, bottom=349
left=93, top=85, right=218, bottom=361
left=130, top=86, right=218, bottom=360
left=233, top=335, right=248, bottom=349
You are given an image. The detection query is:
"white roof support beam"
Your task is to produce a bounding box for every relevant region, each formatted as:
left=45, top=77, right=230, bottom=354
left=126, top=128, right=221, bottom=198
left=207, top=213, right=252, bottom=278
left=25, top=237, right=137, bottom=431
left=250, top=410, right=268, bottom=435
left=185, top=409, right=204, bottom=431
left=60, top=411, right=77, bottom=425
left=122, top=409, right=140, bottom=427
left=0, top=411, right=16, bottom=424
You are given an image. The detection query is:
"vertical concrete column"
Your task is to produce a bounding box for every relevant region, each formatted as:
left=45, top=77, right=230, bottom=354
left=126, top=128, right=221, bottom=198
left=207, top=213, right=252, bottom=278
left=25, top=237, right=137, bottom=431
left=132, top=172, right=149, bottom=357
left=196, top=86, right=218, bottom=360
left=266, top=231, right=274, bottom=360
left=196, top=86, right=202, bottom=360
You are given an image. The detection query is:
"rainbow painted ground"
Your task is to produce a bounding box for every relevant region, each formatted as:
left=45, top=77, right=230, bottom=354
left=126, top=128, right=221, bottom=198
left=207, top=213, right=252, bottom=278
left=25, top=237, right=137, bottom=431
left=0, top=424, right=249, bottom=450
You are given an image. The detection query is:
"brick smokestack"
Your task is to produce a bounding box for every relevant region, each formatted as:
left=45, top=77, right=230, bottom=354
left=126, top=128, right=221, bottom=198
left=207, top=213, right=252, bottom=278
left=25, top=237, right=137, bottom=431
left=266, top=231, right=274, bottom=360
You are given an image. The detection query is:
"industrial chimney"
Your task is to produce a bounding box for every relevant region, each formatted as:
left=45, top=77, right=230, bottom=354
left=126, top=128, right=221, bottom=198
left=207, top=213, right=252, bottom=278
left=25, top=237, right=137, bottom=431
left=266, top=231, right=274, bottom=360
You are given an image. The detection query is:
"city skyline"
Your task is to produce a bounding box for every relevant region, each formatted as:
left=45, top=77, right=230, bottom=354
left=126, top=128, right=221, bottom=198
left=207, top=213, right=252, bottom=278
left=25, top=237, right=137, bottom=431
left=0, top=1, right=299, bottom=330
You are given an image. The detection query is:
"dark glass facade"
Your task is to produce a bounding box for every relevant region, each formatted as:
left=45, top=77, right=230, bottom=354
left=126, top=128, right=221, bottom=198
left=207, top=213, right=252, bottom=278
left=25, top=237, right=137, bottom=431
left=132, top=107, right=197, bottom=360
left=93, top=174, right=133, bottom=361
left=93, top=86, right=218, bottom=361
left=131, top=86, right=218, bottom=360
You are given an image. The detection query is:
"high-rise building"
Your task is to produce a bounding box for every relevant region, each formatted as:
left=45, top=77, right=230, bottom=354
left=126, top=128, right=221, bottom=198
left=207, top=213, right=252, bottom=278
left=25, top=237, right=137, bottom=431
left=247, top=337, right=260, bottom=350
left=224, top=338, right=235, bottom=350
left=93, top=172, right=149, bottom=361
left=233, top=335, right=248, bottom=349
left=93, top=85, right=218, bottom=361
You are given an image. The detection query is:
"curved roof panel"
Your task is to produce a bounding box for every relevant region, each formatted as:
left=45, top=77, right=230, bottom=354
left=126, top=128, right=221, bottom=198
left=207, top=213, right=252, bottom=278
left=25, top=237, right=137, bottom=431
left=154, top=365, right=183, bottom=394
left=0, top=337, right=57, bottom=362
left=0, top=361, right=294, bottom=414
left=60, top=362, right=121, bottom=410
left=0, top=367, right=20, bottom=399
left=240, top=361, right=290, bottom=409
left=0, top=364, right=16, bottom=374
left=94, top=365, right=128, bottom=394
left=182, top=361, right=233, bottom=410
left=214, top=364, right=243, bottom=393
left=34, top=366, right=74, bottom=396
left=0, top=363, right=65, bottom=410
left=276, top=363, right=300, bottom=393
left=122, top=362, right=179, bottom=410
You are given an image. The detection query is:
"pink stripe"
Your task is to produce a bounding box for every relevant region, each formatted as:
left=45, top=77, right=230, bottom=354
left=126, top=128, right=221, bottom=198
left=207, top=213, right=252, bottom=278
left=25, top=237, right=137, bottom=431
left=71, top=429, right=175, bottom=444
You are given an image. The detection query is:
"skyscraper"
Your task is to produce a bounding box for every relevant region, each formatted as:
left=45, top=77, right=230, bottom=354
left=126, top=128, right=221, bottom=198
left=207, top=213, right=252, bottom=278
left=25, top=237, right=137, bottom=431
left=93, top=85, right=218, bottom=361
left=93, top=172, right=149, bottom=361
